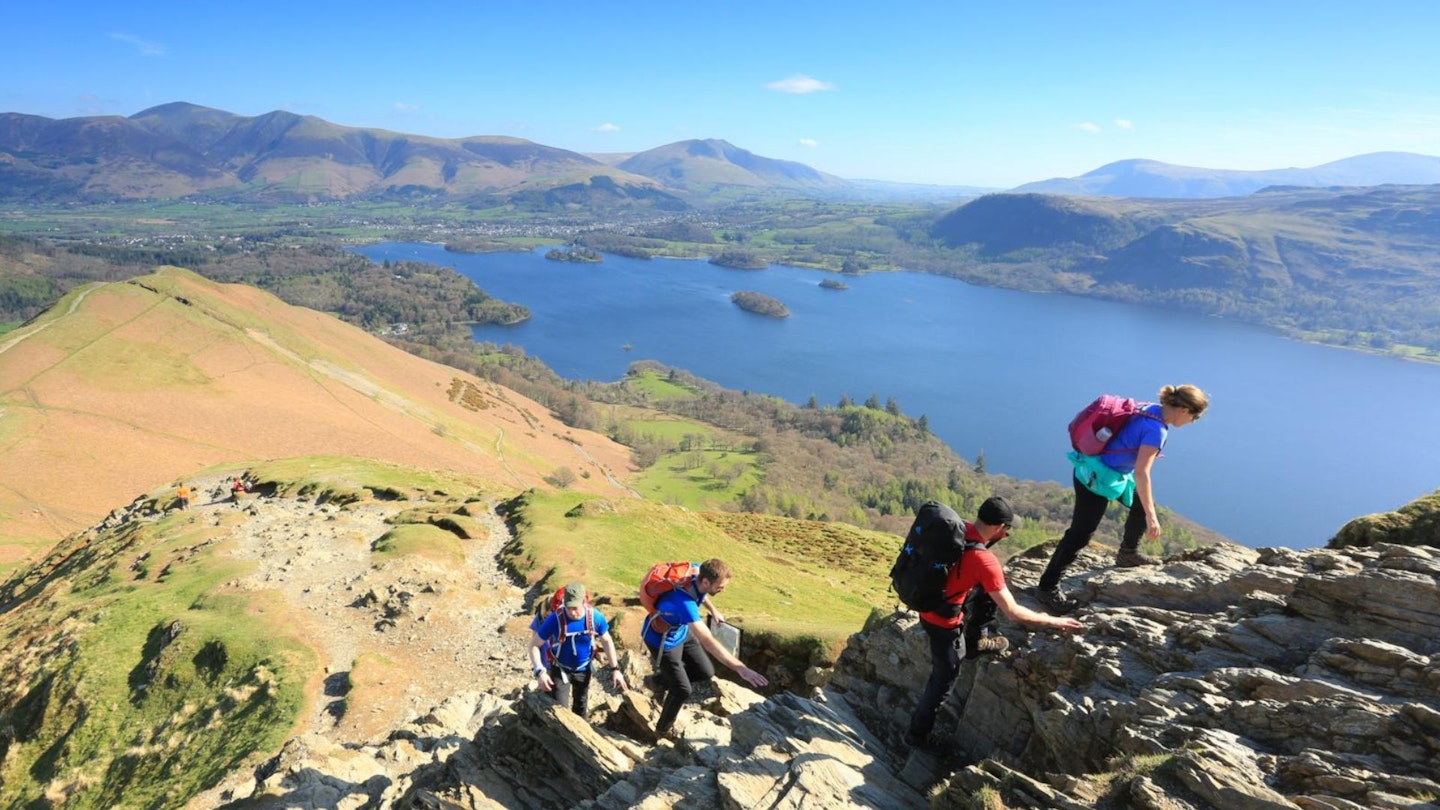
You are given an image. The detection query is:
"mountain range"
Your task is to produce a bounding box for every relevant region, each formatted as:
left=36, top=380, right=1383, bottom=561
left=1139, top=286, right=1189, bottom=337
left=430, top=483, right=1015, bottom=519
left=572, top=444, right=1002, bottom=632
left=5, top=102, right=1438, bottom=204
left=1014, top=152, right=1440, bottom=198
left=0, top=103, right=856, bottom=205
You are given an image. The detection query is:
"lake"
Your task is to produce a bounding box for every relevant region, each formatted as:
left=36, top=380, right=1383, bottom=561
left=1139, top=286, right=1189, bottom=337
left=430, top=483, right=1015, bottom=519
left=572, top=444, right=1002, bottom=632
left=357, top=243, right=1440, bottom=549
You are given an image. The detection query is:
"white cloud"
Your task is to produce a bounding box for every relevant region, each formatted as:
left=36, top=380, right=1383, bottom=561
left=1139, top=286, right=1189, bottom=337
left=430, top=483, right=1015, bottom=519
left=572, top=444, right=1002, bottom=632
left=1115, top=119, right=1134, bottom=130
left=107, top=32, right=166, bottom=56
left=765, top=74, right=836, bottom=94
left=393, top=102, right=420, bottom=113
left=592, top=122, right=621, bottom=132
left=1074, top=122, right=1101, bottom=133
left=798, top=138, right=819, bottom=148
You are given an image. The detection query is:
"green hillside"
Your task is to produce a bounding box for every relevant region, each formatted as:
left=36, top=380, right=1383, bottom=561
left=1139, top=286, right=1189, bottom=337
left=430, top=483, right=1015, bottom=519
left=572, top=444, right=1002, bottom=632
left=0, top=457, right=907, bottom=806
left=928, top=186, right=1440, bottom=356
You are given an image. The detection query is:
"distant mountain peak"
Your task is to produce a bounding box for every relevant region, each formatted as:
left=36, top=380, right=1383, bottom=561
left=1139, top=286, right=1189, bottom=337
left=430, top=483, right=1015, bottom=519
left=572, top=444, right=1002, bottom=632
left=1014, top=152, right=1440, bottom=199
left=130, top=100, right=231, bottom=118
left=618, top=138, right=845, bottom=194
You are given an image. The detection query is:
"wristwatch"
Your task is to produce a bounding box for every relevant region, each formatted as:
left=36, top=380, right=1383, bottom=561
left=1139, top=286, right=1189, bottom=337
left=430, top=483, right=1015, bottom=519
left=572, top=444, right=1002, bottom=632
left=533, top=666, right=544, bottom=677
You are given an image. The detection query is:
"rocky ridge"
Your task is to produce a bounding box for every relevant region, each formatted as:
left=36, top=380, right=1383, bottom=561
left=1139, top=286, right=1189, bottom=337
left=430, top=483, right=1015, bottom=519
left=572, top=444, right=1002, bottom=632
left=177, top=491, right=1440, bottom=809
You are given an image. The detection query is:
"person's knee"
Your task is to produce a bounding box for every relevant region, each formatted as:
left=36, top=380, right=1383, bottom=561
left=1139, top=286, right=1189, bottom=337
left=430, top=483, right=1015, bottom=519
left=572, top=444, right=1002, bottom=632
left=669, top=676, right=694, bottom=700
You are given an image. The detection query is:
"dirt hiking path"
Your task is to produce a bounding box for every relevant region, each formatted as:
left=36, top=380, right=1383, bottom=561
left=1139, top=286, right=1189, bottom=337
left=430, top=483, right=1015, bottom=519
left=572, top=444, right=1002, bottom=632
left=186, top=473, right=533, bottom=743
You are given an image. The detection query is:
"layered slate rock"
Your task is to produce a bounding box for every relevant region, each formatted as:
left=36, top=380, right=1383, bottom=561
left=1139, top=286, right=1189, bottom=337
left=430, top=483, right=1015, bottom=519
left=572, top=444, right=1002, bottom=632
left=192, top=530, right=1440, bottom=808
left=834, top=540, right=1440, bottom=808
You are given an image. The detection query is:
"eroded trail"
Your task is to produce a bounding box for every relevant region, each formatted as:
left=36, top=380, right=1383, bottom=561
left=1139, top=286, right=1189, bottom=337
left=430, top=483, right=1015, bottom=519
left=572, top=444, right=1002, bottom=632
left=202, top=476, right=532, bottom=741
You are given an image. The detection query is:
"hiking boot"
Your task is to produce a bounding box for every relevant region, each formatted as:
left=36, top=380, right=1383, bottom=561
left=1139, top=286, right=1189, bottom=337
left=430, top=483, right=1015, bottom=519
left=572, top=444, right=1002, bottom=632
left=973, top=635, right=1009, bottom=655
left=903, top=729, right=957, bottom=757
left=1033, top=586, right=1078, bottom=616
left=1116, top=550, right=1162, bottom=568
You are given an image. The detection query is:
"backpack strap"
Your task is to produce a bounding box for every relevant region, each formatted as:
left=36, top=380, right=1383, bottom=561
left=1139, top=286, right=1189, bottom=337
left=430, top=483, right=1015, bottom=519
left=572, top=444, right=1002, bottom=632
left=940, top=528, right=988, bottom=603
left=1103, top=408, right=1166, bottom=455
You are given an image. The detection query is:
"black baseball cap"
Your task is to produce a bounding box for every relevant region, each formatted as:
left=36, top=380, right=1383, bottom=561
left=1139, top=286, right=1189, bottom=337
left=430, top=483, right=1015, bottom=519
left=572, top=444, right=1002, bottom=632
left=977, top=496, right=1015, bottom=527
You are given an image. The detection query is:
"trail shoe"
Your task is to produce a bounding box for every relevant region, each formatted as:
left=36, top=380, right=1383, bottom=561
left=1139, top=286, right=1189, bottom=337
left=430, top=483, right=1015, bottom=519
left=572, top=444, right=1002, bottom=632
left=1116, top=550, right=1162, bottom=568
left=974, top=635, right=1010, bottom=655
left=1034, top=587, right=1078, bottom=616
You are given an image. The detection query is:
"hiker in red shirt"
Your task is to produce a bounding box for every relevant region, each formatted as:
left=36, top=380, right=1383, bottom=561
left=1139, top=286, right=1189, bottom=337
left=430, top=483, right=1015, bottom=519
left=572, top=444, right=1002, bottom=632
left=906, top=496, right=1083, bottom=755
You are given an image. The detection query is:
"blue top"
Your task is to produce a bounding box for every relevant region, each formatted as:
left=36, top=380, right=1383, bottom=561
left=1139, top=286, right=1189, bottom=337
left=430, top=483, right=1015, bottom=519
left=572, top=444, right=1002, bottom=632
left=641, top=586, right=702, bottom=651
left=1099, top=404, right=1167, bottom=474
left=534, top=609, right=609, bottom=671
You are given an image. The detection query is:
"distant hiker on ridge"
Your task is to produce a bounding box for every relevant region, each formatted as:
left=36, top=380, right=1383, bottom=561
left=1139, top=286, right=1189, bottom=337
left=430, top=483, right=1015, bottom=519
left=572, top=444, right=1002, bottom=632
left=175, top=483, right=192, bottom=511
left=639, top=558, right=768, bottom=740
left=529, top=581, right=627, bottom=719
left=230, top=476, right=248, bottom=505
left=897, top=496, right=1082, bottom=755
left=1036, top=384, right=1210, bottom=615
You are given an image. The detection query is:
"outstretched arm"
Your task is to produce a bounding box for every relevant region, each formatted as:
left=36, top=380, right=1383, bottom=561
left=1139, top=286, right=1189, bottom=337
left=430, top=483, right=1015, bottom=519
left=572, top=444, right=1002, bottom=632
left=991, top=586, right=1083, bottom=633
left=689, top=620, right=768, bottom=688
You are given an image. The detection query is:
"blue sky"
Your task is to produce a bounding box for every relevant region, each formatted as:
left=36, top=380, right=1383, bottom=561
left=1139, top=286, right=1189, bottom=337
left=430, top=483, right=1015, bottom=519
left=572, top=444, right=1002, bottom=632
left=5, top=1, right=1438, bottom=187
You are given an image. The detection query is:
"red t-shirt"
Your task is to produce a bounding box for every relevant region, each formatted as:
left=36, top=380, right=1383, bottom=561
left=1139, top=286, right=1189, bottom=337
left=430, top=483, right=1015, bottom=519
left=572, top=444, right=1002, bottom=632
left=918, top=522, right=1007, bottom=629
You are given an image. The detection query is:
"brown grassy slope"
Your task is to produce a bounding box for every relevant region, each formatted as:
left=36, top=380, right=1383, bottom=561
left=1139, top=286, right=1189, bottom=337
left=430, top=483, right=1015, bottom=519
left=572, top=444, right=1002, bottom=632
left=0, top=267, right=634, bottom=563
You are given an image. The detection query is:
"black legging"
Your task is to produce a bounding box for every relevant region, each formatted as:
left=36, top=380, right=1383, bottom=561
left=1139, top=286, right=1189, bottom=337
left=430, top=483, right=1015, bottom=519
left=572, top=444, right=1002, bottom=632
left=908, top=618, right=965, bottom=737
left=547, top=663, right=594, bottom=717
left=1039, top=474, right=1150, bottom=592
left=649, top=634, right=715, bottom=735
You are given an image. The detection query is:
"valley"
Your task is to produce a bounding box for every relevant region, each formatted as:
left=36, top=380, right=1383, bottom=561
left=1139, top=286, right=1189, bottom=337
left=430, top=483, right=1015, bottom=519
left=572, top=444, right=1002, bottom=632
left=1, top=102, right=1438, bottom=807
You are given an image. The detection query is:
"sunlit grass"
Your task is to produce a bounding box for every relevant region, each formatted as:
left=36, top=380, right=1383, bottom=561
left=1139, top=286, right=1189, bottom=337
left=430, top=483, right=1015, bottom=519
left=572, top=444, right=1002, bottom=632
left=631, top=448, right=760, bottom=509
left=500, top=489, right=896, bottom=651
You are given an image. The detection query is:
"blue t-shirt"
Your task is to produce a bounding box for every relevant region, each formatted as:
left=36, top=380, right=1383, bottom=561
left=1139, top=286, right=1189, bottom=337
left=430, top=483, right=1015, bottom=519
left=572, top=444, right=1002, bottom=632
left=642, top=586, right=702, bottom=651
left=534, top=609, right=609, bottom=671
left=1099, top=404, right=1167, bottom=474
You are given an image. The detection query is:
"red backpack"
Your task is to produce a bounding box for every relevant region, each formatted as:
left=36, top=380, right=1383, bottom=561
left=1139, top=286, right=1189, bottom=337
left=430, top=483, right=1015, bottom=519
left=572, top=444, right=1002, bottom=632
left=1068, top=394, right=1162, bottom=455
left=638, top=561, right=699, bottom=633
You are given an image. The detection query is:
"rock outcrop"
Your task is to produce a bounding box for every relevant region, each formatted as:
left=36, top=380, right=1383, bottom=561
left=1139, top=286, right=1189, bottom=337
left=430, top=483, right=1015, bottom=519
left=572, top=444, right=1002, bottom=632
left=199, top=535, right=1440, bottom=809
left=836, top=540, right=1440, bottom=809
left=1330, top=488, right=1440, bottom=550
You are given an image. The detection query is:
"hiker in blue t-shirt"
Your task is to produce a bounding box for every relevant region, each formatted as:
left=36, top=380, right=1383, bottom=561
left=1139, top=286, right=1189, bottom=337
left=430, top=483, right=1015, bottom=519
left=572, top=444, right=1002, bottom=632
left=1036, top=384, right=1210, bottom=615
left=641, top=558, right=768, bottom=740
left=528, top=582, right=627, bottom=718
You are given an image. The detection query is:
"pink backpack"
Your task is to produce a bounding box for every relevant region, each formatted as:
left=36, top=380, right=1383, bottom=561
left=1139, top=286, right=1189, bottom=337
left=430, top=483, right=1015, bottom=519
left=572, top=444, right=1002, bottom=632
left=1067, top=394, right=1158, bottom=455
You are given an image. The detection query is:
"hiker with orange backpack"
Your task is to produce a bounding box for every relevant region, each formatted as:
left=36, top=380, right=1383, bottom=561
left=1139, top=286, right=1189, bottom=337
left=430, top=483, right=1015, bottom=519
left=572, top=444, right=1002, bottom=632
left=640, top=558, right=768, bottom=740
left=1035, top=384, right=1210, bottom=615
left=528, top=582, right=627, bottom=718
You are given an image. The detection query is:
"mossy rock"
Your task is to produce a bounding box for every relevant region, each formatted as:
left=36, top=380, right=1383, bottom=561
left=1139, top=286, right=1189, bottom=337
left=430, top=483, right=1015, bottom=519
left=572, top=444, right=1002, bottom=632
left=1329, top=489, right=1440, bottom=549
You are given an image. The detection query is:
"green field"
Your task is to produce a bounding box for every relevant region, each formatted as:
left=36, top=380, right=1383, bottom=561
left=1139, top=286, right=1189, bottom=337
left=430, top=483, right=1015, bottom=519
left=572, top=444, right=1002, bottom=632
left=631, top=448, right=761, bottom=509
left=500, top=489, right=897, bottom=652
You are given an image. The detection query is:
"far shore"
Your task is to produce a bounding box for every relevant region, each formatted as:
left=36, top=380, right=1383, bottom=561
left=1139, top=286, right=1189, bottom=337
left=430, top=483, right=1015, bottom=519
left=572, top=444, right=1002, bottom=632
left=419, top=241, right=1440, bottom=368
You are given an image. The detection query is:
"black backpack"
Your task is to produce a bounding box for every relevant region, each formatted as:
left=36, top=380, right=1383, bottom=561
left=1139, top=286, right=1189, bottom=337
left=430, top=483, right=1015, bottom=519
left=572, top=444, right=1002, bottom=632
left=889, top=501, right=984, bottom=618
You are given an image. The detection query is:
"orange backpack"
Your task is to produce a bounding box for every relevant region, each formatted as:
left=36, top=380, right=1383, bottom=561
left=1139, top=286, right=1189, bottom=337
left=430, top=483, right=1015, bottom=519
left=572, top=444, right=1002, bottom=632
left=638, top=562, right=699, bottom=632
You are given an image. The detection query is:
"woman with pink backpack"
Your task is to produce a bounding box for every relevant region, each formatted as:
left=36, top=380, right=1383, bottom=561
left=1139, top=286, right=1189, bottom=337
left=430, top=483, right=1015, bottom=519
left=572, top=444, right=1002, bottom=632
left=1035, top=384, right=1210, bottom=615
